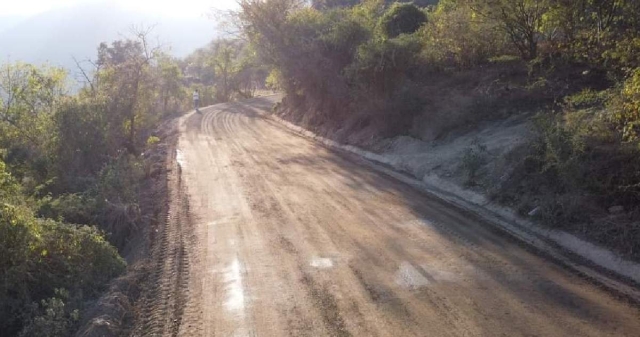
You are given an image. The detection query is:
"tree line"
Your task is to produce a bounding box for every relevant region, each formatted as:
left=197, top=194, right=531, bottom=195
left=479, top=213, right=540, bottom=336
left=0, top=28, right=257, bottom=336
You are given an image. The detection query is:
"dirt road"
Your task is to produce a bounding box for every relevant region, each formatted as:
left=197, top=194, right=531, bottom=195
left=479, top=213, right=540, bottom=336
left=154, top=96, right=640, bottom=336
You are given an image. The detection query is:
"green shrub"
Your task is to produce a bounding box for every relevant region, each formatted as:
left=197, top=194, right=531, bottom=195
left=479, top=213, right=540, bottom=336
left=0, top=160, right=20, bottom=200
left=37, top=220, right=126, bottom=295
left=347, top=33, right=423, bottom=93
left=488, top=55, right=520, bottom=63
left=609, top=68, right=640, bottom=141
left=91, top=155, right=144, bottom=248
left=422, top=4, right=506, bottom=68
left=38, top=193, right=96, bottom=225
left=53, top=98, right=109, bottom=192
left=565, top=89, right=607, bottom=110
left=97, top=155, right=143, bottom=205
left=265, top=69, right=283, bottom=90
left=146, top=136, right=161, bottom=146
left=19, top=289, right=80, bottom=337
left=531, top=115, right=584, bottom=191
left=379, top=3, right=427, bottom=38
left=0, top=159, right=125, bottom=335
left=40, top=154, right=145, bottom=250
left=0, top=208, right=125, bottom=335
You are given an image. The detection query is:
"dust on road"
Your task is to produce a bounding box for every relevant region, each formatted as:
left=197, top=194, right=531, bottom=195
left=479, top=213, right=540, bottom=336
left=150, top=96, right=640, bottom=336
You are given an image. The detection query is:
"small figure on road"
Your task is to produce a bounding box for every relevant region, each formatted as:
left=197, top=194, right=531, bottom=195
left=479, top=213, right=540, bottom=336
left=193, top=89, right=200, bottom=113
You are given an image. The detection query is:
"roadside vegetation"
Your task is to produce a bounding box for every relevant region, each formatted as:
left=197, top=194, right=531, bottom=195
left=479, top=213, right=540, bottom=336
left=1, top=30, right=183, bottom=336
left=0, top=22, right=267, bottom=334
left=181, top=39, right=269, bottom=105
left=235, top=0, right=640, bottom=260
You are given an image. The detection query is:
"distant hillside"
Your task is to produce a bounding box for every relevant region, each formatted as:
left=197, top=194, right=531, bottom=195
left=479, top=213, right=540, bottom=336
left=0, top=3, right=218, bottom=70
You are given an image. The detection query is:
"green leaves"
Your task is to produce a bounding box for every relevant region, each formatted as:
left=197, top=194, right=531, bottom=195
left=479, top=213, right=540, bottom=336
left=379, top=2, right=427, bottom=38
left=0, top=192, right=126, bottom=335
left=0, top=63, right=67, bottom=150
left=609, top=68, right=640, bottom=141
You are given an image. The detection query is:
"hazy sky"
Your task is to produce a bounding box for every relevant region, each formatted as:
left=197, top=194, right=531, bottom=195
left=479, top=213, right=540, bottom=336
left=1, top=0, right=238, bottom=18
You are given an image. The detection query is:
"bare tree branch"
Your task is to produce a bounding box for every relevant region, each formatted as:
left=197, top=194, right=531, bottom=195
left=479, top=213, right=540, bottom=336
left=73, top=57, right=96, bottom=93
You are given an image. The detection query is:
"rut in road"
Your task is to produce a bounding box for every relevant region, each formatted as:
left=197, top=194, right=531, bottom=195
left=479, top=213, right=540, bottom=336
left=144, top=96, right=640, bottom=337
left=132, top=147, right=196, bottom=337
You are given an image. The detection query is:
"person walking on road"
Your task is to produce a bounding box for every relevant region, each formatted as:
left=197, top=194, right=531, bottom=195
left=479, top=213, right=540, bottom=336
left=193, top=89, right=200, bottom=113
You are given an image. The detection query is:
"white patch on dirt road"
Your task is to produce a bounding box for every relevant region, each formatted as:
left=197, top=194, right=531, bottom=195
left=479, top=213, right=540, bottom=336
left=310, top=257, right=334, bottom=269
left=176, top=149, right=187, bottom=169
left=224, top=258, right=246, bottom=314
left=395, top=261, right=430, bottom=290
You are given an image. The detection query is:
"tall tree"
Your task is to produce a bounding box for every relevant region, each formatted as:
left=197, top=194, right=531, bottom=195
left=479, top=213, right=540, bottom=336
left=470, top=0, right=547, bottom=60
left=95, top=28, right=159, bottom=154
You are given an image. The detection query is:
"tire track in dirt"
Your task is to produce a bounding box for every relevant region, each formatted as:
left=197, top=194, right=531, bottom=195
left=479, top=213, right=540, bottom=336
left=227, top=110, right=388, bottom=335
left=229, top=109, right=477, bottom=336
left=132, top=128, right=196, bottom=337
left=221, top=111, right=359, bottom=336
left=216, top=108, right=333, bottom=336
